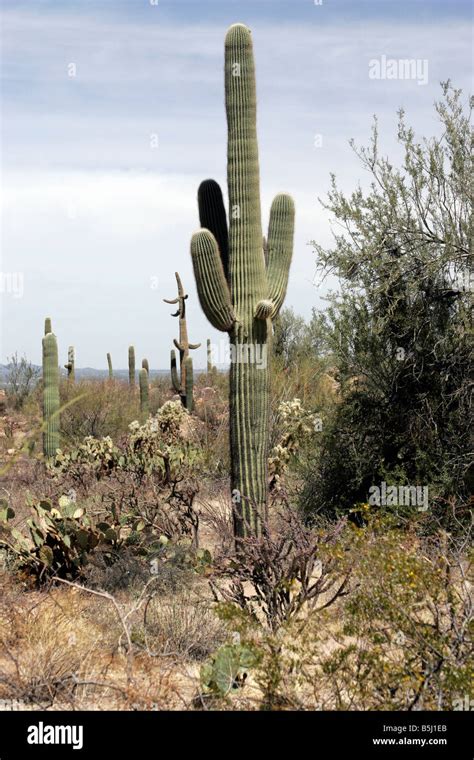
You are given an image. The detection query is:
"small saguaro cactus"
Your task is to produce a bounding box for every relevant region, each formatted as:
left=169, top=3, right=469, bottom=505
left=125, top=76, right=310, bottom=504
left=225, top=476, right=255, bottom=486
left=142, top=358, right=150, bottom=375
left=190, top=24, right=295, bottom=537
left=139, top=367, right=149, bottom=418
left=107, top=352, right=113, bottom=379
left=44, top=317, right=52, bottom=335
left=42, top=331, right=60, bottom=458
left=206, top=338, right=215, bottom=374
left=128, top=346, right=136, bottom=386
left=164, top=272, right=200, bottom=408
left=64, top=346, right=75, bottom=381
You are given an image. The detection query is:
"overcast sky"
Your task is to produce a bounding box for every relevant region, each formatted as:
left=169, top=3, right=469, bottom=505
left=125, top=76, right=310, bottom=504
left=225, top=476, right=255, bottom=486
left=0, top=0, right=471, bottom=368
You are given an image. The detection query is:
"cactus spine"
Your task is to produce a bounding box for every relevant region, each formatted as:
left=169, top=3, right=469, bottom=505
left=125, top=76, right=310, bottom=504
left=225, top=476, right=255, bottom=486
left=139, top=367, right=149, bottom=418
left=128, top=346, right=135, bottom=386
left=64, top=346, right=75, bottom=381
left=42, top=331, right=60, bottom=458
left=107, top=352, right=113, bottom=379
left=164, top=272, right=200, bottom=408
left=190, top=24, right=295, bottom=537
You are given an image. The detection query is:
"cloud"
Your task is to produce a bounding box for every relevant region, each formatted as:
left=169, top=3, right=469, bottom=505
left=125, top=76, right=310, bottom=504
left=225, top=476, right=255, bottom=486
left=1, top=4, right=471, bottom=364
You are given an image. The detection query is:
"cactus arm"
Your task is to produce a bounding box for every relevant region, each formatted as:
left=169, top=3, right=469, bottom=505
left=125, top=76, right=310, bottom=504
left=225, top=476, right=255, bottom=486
left=191, top=229, right=235, bottom=331
left=163, top=297, right=179, bottom=305
left=173, top=338, right=183, bottom=351
left=184, top=356, right=194, bottom=412
left=170, top=349, right=181, bottom=393
left=188, top=342, right=201, bottom=350
left=198, top=179, right=230, bottom=281
left=265, top=193, right=295, bottom=317
left=44, top=317, right=52, bottom=335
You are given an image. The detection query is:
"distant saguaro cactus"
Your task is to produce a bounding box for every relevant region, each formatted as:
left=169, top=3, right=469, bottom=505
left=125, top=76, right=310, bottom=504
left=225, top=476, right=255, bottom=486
left=107, top=352, right=113, bottom=379
left=206, top=338, right=214, bottom=373
left=190, top=24, right=295, bottom=537
left=128, top=346, right=136, bottom=386
left=44, top=317, right=52, bottom=335
left=139, top=367, right=149, bottom=418
left=164, top=272, right=200, bottom=409
left=184, top=356, right=194, bottom=412
left=142, top=358, right=150, bottom=375
left=42, top=331, right=60, bottom=458
left=64, top=346, right=75, bottom=381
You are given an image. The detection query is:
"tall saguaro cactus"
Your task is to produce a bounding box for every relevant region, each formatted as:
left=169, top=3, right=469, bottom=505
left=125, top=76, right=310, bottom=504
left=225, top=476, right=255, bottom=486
left=42, top=331, right=60, bottom=458
left=190, top=24, right=295, bottom=537
left=64, top=346, right=75, bottom=381
left=164, top=272, right=200, bottom=408
left=44, top=317, right=52, bottom=335
left=128, top=346, right=136, bottom=386
left=139, top=367, right=149, bottom=418
left=107, top=352, right=113, bottom=379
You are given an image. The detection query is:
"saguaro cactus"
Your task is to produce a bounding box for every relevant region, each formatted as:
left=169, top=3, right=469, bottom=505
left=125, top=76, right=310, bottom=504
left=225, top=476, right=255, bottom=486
left=206, top=338, right=214, bottom=374
left=164, top=272, right=200, bottom=408
left=64, top=346, right=75, bottom=381
left=142, top=358, right=150, bottom=374
left=42, top=331, right=60, bottom=458
left=107, top=352, right=113, bottom=379
left=190, top=24, right=295, bottom=537
left=128, top=346, right=136, bottom=386
left=184, top=356, right=194, bottom=412
left=44, top=317, right=52, bottom=335
left=139, top=367, right=149, bottom=418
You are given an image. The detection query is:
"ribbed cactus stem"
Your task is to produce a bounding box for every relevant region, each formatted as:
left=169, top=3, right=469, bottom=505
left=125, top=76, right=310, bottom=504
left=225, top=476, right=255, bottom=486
left=207, top=339, right=212, bottom=373
left=139, top=367, right=149, bottom=418
left=42, top=332, right=60, bottom=458
left=164, top=272, right=200, bottom=407
left=190, top=24, right=295, bottom=538
left=44, top=317, right=52, bottom=335
left=64, top=346, right=75, bottom=381
left=170, top=350, right=181, bottom=394
left=107, top=353, right=113, bottom=379
left=128, top=346, right=135, bottom=386
left=142, top=358, right=149, bottom=374
left=184, top=357, right=194, bottom=412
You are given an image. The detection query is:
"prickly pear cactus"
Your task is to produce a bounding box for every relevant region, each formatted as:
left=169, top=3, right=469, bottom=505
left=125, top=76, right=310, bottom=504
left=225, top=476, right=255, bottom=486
left=190, top=24, right=295, bottom=536
left=42, top=332, right=60, bottom=458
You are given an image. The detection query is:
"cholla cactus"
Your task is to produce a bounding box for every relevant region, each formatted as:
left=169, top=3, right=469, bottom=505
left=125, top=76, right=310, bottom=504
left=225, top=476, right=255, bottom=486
left=190, top=24, right=295, bottom=536
left=164, top=272, right=200, bottom=408
left=268, top=399, right=317, bottom=492
left=42, top=331, right=60, bottom=458
left=128, top=345, right=136, bottom=386
left=64, top=346, right=75, bottom=381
